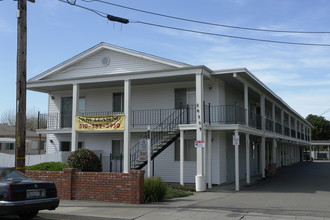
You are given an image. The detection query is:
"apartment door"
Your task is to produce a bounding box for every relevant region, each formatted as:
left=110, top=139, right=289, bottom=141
left=61, top=97, right=72, bottom=128
left=175, top=89, right=196, bottom=109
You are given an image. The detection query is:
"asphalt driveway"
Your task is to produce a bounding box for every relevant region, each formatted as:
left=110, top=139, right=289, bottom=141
left=190, top=161, right=330, bottom=218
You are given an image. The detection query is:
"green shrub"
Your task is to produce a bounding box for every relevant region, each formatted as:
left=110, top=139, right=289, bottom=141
left=26, top=162, right=69, bottom=171
left=67, top=148, right=102, bottom=172
left=144, top=177, right=167, bottom=203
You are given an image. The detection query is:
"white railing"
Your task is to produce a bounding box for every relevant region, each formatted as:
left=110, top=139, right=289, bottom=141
left=0, top=152, right=70, bottom=167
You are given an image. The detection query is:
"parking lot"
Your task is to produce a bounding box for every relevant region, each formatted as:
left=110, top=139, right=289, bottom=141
left=3, top=161, right=330, bottom=220
left=191, top=161, right=330, bottom=218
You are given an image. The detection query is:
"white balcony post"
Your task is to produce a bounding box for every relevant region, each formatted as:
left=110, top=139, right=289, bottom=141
left=71, top=84, right=79, bottom=152
left=272, top=139, right=277, bottom=164
left=272, top=103, right=276, bottom=132
left=147, top=125, right=151, bottom=177
left=281, top=110, right=285, bottom=135
left=260, top=94, right=265, bottom=131
left=261, top=136, right=266, bottom=178
left=123, top=80, right=131, bottom=173
left=246, top=133, right=250, bottom=184
left=289, top=115, right=292, bottom=137
left=234, top=130, right=240, bottom=191
left=195, top=72, right=206, bottom=192
left=180, top=130, right=185, bottom=186
left=207, top=130, right=212, bottom=189
left=244, top=84, right=249, bottom=126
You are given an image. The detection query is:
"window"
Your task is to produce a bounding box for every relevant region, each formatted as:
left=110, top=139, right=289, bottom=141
left=79, top=97, right=86, bottom=114
left=174, top=139, right=196, bottom=161
left=113, top=93, right=124, bottom=112
left=112, top=140, right=122, bottom=157
left=61, top=142, right=70, bottom=151
left=5, top=143, right=14, bottom=150
left=60, top=141, right=83, bottom=151
left=78, top=142, right=84, bottom=149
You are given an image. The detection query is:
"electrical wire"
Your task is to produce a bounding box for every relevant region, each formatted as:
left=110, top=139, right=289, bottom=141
left=133, top=21, right=330, bottom=47
left=80, top=0, right=330, bottom=34
left=60, top=0, right=106, bottom=18
left=66, top=0, right=77, bottom=5
left=58, top=0, right=330, bottom=47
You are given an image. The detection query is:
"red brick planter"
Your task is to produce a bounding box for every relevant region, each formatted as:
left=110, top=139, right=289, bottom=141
left=26, top=169, right=144, bottom=204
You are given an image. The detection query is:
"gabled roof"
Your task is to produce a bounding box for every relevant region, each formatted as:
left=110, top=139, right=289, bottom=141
left=213, top=68, right=312, bottom=127
left=28, top=42, right=191, bottom=82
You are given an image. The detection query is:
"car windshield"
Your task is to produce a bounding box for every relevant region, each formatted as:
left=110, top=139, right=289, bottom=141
left=0, top=168, right=31, bottom=181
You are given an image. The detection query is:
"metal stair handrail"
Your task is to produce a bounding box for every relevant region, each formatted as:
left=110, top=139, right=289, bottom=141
left=130, top=108, right=185, bottom=169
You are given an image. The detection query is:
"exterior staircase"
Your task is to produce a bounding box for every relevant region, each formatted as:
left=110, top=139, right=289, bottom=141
left=130, top=109, right=184, bottom=170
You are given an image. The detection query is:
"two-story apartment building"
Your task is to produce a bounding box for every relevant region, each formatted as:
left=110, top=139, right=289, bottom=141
left=27, top=43, right=312, bottom=191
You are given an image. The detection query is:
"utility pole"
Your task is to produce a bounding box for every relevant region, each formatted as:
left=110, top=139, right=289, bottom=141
left=15, top=0, right=34, bottom=173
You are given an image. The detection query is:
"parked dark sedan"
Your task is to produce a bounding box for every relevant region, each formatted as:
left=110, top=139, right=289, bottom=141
left=0, top=167, right=59, bottom=219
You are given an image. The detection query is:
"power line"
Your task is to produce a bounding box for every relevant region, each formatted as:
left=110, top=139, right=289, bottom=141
left=60, top=0, right=107, bottom=18
left=80, top=0, right=330, bottom=34
left=320, top=108, right=330, bottom=116
left=133, top=21, right=330, bottom=47
left=59, top=0, right=330, bottom=46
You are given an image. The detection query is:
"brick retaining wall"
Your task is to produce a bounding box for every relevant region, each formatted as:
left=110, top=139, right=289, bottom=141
left=26, top=169, right=144, bottom=204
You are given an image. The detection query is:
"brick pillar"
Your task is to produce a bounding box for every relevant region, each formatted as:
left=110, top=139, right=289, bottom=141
left=129, top=170, right=145, bottom=204
left=62, top=168, right=75, bottom=200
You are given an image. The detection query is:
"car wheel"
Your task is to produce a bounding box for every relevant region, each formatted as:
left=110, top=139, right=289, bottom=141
left=17, top=210, right=39, bottom=219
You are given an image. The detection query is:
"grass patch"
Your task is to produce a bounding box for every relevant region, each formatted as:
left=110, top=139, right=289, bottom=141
left=144, top=178, right=194, bottom=203
left=165, top=185, right=194, bottom=200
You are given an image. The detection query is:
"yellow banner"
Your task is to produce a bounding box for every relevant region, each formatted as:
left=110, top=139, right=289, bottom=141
left=75, top=115, right=125, bottom=131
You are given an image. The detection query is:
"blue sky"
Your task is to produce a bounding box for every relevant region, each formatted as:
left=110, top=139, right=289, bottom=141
left=1, top=0, right=330, bottom=119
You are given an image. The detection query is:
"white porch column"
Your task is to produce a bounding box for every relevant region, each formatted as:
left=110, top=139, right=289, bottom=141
left=234, top=130, right=240, bottom=191
left=261, top=136, right=266, bottom=178
left=180, top=130, right=185, bottom=186
left=289, top=115, right=292, bottom=137
left=246, top=133, right=250, bottom=184
left=266, top=142, right=269, bottom=166
left=207, top=130, right=212, bottom=189
left=281, top=110, right=285, bottom=135
left=244, top=84, right=249, bottom=126
left=272, top=139, right=277, bottom=164
left=195, top=72, right=206, bottom=192
left=260, top=95, right=265, bottom=131
left=123, top=80, right=131, bottom=173
left=272, top=103, right=276, bottom=132
left=71, top=84, right=79, bottom=152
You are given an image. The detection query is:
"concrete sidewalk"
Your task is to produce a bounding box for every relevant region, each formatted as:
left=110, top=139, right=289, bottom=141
left=39, top=161, right=330, bottom=220
left=39, top=193, right=328, bottom=220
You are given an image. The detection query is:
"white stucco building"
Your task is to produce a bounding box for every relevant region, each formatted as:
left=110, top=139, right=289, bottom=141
left=27, top=43, right=312, bottom=191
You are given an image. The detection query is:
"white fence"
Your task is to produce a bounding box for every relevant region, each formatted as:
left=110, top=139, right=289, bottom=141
left=0, top=152, right=70, bottom=167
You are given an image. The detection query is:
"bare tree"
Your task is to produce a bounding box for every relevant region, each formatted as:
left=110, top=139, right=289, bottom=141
left=0, top=108, right=43, bottom=131
left=0, top=108, right=16, bottom=126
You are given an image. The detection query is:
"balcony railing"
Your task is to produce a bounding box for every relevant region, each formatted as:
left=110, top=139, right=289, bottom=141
left=38, top=104, right=246, bottom=129
left=284, top=126, right=290, bottom=136
left=275, top=122, right=282, bottom=134
left=265, top=118, right=273, bottom=132
left=249, top=111, right=261, bottom=129
left=36, top=105, right=309, bottom=142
